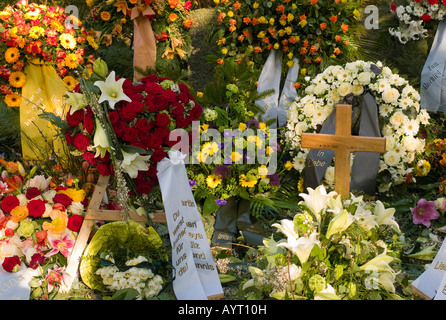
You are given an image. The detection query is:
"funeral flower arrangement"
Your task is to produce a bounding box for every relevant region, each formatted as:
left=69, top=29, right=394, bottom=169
left=186, top=83, right=285, bottom=216
left=0, top=0, right=97, bottom=107
left=63, top=59, right=202, bottom=218
left=284, top=60, right=430, bottom=194
left=79, top=220, right=169, bottom=299
left=238, top=185, right=407, bottom=300
left=389, top=0, right=446, bottom=43
left=0, top=158, right=87, bottom=299
left=84, top=0, right=194, bottom=60
left=213, top=0, right=360, bottom=82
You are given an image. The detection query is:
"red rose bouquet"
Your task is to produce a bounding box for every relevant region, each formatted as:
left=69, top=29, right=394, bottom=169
left=0, top=0, right=97, bottom=107
left=0, top=157, right=87, bottom=298
left=63, top=60, right=202, bottom=219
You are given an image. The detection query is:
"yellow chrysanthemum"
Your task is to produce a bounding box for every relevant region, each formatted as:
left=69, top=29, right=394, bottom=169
left=239, top=174, right=257, bottom=188
left=206, top=174, right=222, bottom=189
left=63, top=75, right=77, bottom=91
left=59, top=33, right=76, bottom=50
left=51, top=20, right=64, bottom=32
left=9, top=71, right=26, bottom=88
left=4, top=93, right=22, bottom=107
left=29, top=26, right=45, bottom=39
left=5, top=47, right=20, bottom=63
left=101, top=11, right=111, bottom=21
left=65, top=53, right=79, bottom=69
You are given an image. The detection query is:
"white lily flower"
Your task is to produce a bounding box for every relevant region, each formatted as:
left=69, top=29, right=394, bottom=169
left=359, top=252, right=394, bottom=274
left=121, top=149, right=151, bottom=179
left=325, top=209, right=355, bottom=238
left=25, top=175, right=52, bottom=191
left=374, top=200, right=400, bottom=230
left=299, top=185, right=337, bottom=222
left=66, top=91, right=88, bottom=114
left=93, top=118, right=113, bottom=158
left=314, top=284, right=341, bottom=300
left=272, top=219, right=297, bottom=239
left=277, top=232, right=320, bottom=264
left=94, top=71, right=132, bottom=109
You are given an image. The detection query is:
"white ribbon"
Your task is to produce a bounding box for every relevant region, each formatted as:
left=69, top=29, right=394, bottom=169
left=255, top=50, right=299, bottom=127
left=420, top=20, right=446, bottom=113
left=157, top=152, right=223, bottom=300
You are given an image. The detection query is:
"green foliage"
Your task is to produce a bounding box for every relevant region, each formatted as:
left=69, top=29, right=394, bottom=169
left=0, top=100, right=20, bottom=160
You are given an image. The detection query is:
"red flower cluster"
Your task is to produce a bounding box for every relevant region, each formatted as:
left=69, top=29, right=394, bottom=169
left=64, top=74, right=202, bottom=195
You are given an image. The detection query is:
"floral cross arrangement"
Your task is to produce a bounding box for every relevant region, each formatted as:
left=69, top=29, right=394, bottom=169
left=284, top=60, right=430, bottom=194
left=213, top=0, right=361, bottom=84
left=63, top=59, right=202, bottom=220
left=389, top=0, right=446, bottom=43
left=0, top=0, right=97, bottom=107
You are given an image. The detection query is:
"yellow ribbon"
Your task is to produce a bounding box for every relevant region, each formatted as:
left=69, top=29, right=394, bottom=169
left=20, top=59, right=68, bottom=160
left=131, top=6, right=157, bottom=82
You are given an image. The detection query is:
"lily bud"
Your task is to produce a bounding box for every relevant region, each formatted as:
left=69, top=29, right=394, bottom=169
left=93, top=58, right=108, bottom=79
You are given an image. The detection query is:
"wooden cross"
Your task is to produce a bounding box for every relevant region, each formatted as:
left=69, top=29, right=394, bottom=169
left=60, top=174, right=166, bottom=293
left=300, top=104, right=386, bottom=199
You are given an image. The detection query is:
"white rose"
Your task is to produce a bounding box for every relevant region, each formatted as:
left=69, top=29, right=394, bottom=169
left=389, top=111, right=407, bottom=128
left=314, top=83, right=326, bottom=96
left=305, top=84, right=315, bottom=95
left=357, top=72, right=372, bottom=85
left=382, top=88, right=400, bottom=104
left=338, top=82, right=353, bottom=97
left=384, top=150, right=401, bottom=166
left=352, top=84, right=364, bottom=96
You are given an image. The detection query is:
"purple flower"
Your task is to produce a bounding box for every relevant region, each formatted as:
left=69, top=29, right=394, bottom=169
left=216, top=199, right=227, bottom=206
left=410, top=198, right=440, bottom=227
left=214, top=165, right=231, bottom=178
left=268, top=173, right=280, bottom=186
left=189, top=179, right=196, bottom=187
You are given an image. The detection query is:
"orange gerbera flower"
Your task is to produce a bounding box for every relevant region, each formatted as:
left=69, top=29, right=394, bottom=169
left=42, top=209, right=68, bottom=235
left=5, top=47, right=20, bottom=63
left=4, top=93, right=22, bottom=107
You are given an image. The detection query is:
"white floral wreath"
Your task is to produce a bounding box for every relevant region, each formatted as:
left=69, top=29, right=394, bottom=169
left=389, top=1, right=446, bottom=43
left=284, top=60, right=431, bottom=193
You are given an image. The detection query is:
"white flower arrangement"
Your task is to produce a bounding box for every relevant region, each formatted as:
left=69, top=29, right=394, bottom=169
left=389, top=1, right=446, bottom=43
left=284, top=60, right=430, bottom=193
left=96, top=255, right=164, bottom=299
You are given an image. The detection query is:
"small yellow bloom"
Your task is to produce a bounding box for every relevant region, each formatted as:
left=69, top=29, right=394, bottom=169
left=239, top=174, right=257, bottom=188
left=227, top=11, right=234, bottom=17
left=274, top=43, right=280, bottom=50
left=101, top=11, right=111, bottom=21
left=231, top=152, right=243, bottom=162
left=238, top=123, right=247, bottom=132
left=65, top=53, right=79, bottom=69
left=299, top=20, right=307, bottom=28
left=285, top=161, right=293, bottom=170
left=258, top=165, right=268, bottom=178
left=253, top=2, right=259, bottom=9
left=301, top=68, right=307, bottom=75
left=206, top=174, right=222, bottom=189
left=258, top=122, right=266, bottom=129
left=287, top=60, right=294, bottom=68
left=221, top=48, right=228, bottom=55
left=63, top=75, right=78, bottom=91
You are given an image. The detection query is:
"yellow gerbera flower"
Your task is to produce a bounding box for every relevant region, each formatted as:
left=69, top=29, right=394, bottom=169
left=4, top=93, right=22, bottom=107
left=59, top=33, right=76, bottom=50
left=63, top=75, right=77, bottom=91
left=239, top=174, right=257, bottom=188
left=101, top=11, right=111, bottom=21
left=5, top=47, right=20, bottom=64
left=65, top=53, right=79, bottom=69
left=206, top=174, right=222, bottom=189
left=9, top=71, right=26, bottom=88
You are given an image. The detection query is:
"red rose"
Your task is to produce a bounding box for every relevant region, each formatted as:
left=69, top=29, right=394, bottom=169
left=152, top=95, right=169, bottom=111
left=134, top=178, right=155, bottom=194
left=153, top=126, right=170, bottom=138
left=162, top=89, right=177, bottom=102
left=2, top=256, right=21, bottom=273
left=122, top=126, right=139, bottom=143
left=145, top=82, right=164, bottom=95
left=135, top=118, right=154, bottom=132
left=190, top=104, right=203, bottom=119
left=27, top=199, right=46, bottom=218
left=155, top=113, right=171, bottom=127
left=152, top=148, right=167, bottom=162
left=25, top=187, right=41, bottom=199
left=171, top=102, right=185, bottom=116
left=178, top=83, right=190, bottom=94
left=148, top=134, right=163, bottom=149
left=1, top=195, right=19, bottom=213
left=112, top=120, right=127, bottom=138
left=96, top=163, right=111, bottom=176
left=108, top=110, right=120, bottom=124
left=66, top=109, right=84, bottom=127
left=83, top=108, right=94, bottom=133
left=65, top=130, right=73, bottom=146
left=119, top=104, right=137, bottom=122
left=82, top=151, right=99, bottom=165
left=141, top=74, right=159, bottom=83
left=29, top=253, right=45, bottom=269
left=178, top=92, right=190, bottom=104
left=421, top=14, right=431, bottom=21
left=73, top=133, right=91, bottom=151
left=67, top=214, right=84, bottom=232
left=53, top=193, right=72, bottom=207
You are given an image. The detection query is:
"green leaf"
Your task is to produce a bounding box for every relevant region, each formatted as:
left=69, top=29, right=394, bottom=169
left=112, top=288, right=140, bottom=300
left=203, top=196, right=220, bottom=215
